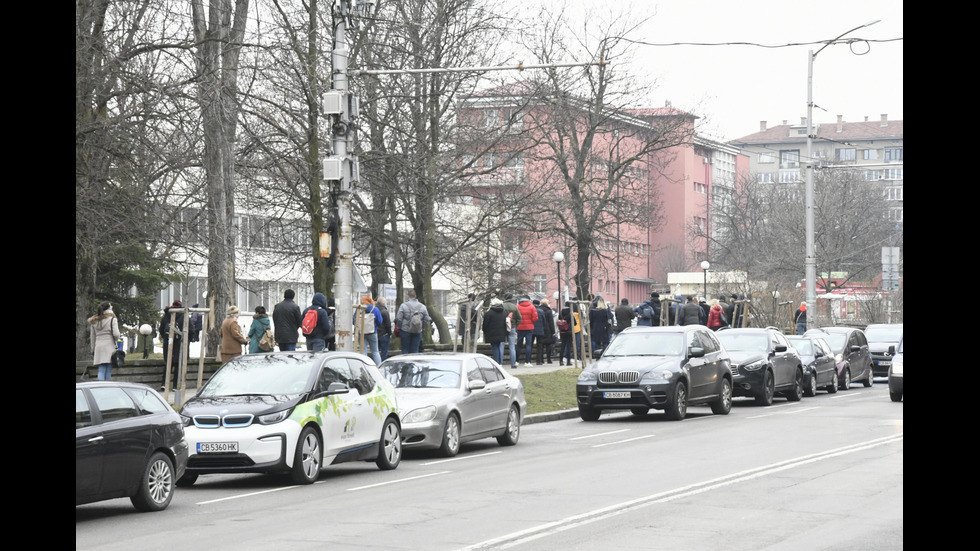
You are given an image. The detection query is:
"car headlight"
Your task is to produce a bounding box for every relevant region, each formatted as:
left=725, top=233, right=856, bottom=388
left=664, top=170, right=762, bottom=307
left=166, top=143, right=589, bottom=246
left=743, top=360, right=767, bottom=371
left=577, top=370, right=597, bottom=383
left=179, top=414, right=193, bottom=427
left=403, top=406, right=437, bottom=423
left=257, top=409, right=291, bottom=425
left=891, top=360, right=903, bottom=376
left=640, top=369, right=674, bottom=382
left=835, top=353, right=843, bottom=363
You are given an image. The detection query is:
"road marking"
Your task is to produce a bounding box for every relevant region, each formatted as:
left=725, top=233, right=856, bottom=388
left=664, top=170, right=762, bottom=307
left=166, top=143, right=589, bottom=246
left=458, top=434, right=903, bottom=550
left=196, top=485, right=299, bottom=505
left=421, top=451, right=502, bottom=466
left=347, top=471, right=451, bottom=492
left=591, top=434, right=656, bottom=448
left=570, top=429, right=630, bottom=441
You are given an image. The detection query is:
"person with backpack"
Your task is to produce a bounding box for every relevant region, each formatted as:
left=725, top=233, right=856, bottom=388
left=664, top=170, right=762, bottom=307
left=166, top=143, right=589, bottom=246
left=247, top=305, right=272, bottom=354
left=633, top=293, right=659, bottom=327
left=219, top=306, right=249, bottom=364
left=356, top=295, right=383, bottom=365
left=302, top=292, right=332, bottom=351
left=396, top=289, right=430, bottom=355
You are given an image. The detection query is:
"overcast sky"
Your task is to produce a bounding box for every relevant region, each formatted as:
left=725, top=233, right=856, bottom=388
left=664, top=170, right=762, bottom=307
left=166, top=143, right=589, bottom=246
left=508, top=0, right=904, bottom=142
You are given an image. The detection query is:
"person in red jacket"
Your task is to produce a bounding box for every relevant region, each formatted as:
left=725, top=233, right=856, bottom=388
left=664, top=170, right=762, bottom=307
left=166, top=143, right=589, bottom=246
left=707, top=299, right=728, bottom=331
left=515, top=296, right=539, bottom=367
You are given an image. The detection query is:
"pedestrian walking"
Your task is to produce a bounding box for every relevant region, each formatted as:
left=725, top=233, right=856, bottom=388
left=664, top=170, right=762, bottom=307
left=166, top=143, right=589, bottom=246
left=536, top=298, right=557, bottom=364
left=88, top=301, right=120, bottom=380
left=356, top=295, right=383, bottom=365
left=159, top=300, right=184, bottom=387
left=188, top=304, right=203, bottom=343
left=482, top=298, right=508, bottom=365
left=302, top=293, right=332, bottom=351
left=614, top=298, right=635, bottom=336
left=272, top=289, right=303, bottom=351
left=707, top=299, right=727, bottom=331
left=590, top=296, right=613, bottom=354
left=501, top=293, right=521, bottom=368
left=247, top=306, right=271, bottom=354
left=558, top=301, right=573, bottom=365
left=219, top=306, right=248, bottom=364
left=794, top=303, right=807, bottom=335
left=634, top=293, right=659, bottom=327
left=396, top=289, right=430, bottom=354
left=678, top=295, right=702, bottom=326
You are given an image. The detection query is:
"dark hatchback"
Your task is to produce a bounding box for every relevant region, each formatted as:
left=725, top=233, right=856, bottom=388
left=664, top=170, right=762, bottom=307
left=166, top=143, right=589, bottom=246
left=576, top=326, right=733, bottom=421
left=865, top=323, right=903, bottom=378
left=786, top=335, right=839, bottom=396
left=804, top=327, right=874, bottom=389
left=76, top=381, right=188, bottom=511
left=716, top=327, right=804, bottom=406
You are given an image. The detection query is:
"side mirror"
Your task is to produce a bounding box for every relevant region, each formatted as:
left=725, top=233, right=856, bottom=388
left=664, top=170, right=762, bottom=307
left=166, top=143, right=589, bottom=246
left=814, top=350, right=824, bottom=358
left=314, top=382, right=351, bottom=399
left=689, top=347, right=706, bottom=358
left=467, top=379, right=486, bottom=391
left=774, top=344, right=787, bottom=353
left=888, top=345, right=895, bottom=355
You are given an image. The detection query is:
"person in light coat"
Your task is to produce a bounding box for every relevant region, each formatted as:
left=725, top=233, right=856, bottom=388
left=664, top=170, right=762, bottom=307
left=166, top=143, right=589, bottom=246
left=88, top=301, right=120, bottom=380
left=220, top=306, right=249, bottom=364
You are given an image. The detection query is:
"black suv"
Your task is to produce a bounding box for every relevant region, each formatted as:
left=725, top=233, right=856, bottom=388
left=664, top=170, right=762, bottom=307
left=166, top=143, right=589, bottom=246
left=576, top=326, right=733, bottom=421
left=865, top=323, right=903, bottom=378
left=716, top=327, right=805, bottom=406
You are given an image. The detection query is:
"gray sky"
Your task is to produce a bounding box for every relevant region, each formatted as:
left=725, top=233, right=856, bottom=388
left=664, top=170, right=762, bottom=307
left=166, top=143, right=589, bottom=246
left=510, top=0, right=904, bottom=142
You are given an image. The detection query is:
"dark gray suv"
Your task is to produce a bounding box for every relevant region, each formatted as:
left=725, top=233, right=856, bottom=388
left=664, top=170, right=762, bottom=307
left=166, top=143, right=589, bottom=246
left=716, top=327, right=805, bottom=406
left=576, top=326, right=733, bottom=421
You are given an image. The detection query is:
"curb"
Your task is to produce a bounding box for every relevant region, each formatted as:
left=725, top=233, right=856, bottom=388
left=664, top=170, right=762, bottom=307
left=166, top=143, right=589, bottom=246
left=522, top=408, right=579, bottom=425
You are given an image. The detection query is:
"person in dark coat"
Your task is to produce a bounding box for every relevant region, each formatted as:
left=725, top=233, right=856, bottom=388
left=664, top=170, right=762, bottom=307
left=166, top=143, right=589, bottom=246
left=614, top=298, right=635, bottom=335
left=376, top=296, right=393, bottom=361
left=725, top=294, right=737, bottom=326
left=188, top=303, right=203, bottom=343
left=482, top=298, right=508, bottom=365
left=302, top=293, right=332, bottom=351
left=160, top=300, right=184, bottom=388
left=589, top=296, right=613, bottom=354
left=272, top=289, right=303, bottom=351
left=535, top=298, right=557, bottom=364
left=247, top=306, right=272, bottom=354
left=558, top=301, right=573, bottom=366
left=679, top=296, right=703, bottom=326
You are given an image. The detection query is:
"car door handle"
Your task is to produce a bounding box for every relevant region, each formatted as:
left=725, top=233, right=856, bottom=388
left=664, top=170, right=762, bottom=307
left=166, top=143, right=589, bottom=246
left=484, top=388, right=493, bottom=395
left=88, top=436, right=104, bottom=443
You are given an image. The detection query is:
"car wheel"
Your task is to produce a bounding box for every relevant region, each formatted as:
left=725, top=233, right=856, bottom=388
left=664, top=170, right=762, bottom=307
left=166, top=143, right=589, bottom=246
left=630, top=407, right=650, bottom=416
left=440, top=414, right=461, bottom=457
left=754, top=370, right=775, bottom=406
left=578, top=404, right=601, bottom=421
left=665, top=382, right=688, bottom=420
left=826, top=370, right=838, bottom=394
left=710, top=378, right=732, bottom=415
left=862, top=364, right=874, bottom=387
left=803, top=370, right=817, bottom=397
left=130, top=452, right=174, bottom=512
left=291, top=426, right=322, bottom=485
left=786, top=368, right=804, bottom=402
left=840, top=367, right=851, bottom=390
left=175, top=473, right=198, bottom=487
left=376, top=417, right=402, bottom=470
left=890, top=390, right=902, bottom=402
left=497, top=405, right=521, bottom=446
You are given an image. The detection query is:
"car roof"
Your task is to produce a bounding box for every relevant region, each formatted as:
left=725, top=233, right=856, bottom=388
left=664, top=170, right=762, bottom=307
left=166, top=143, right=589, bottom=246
left=622, top=326, right=698, bottom=333
left=814, top=326, right=860, bottom=334
left=76, top=380, right=154, bottom=390
left=381, top=353, right=480, bottom=361
left=718, top=327, right=768, bottom=333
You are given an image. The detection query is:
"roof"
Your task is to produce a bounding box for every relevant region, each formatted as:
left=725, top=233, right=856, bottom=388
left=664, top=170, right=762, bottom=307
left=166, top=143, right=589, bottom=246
left=731, top=118, right=903, bottom=145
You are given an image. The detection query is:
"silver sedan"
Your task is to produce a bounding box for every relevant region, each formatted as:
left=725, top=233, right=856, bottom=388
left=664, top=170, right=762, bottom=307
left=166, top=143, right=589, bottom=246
left=379, top=353, right=526, bottom=457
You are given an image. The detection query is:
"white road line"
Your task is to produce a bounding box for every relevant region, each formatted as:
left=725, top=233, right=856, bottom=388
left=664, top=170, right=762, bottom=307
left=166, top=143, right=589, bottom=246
left=196, top=485, right=299, bottom=505
left=421, top=451, right=502, bottom=466
left=591, top=434, right=656, bottom=448
left=347, top=471, right=452, bottom=492
left=458, top=434, right=903, bottom=550
left=569, top=429, right=630, bottom=441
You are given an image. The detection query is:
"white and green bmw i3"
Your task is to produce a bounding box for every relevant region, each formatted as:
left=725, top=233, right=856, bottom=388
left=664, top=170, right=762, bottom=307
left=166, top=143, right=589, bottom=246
left=178, top=351, right=401, bottom=486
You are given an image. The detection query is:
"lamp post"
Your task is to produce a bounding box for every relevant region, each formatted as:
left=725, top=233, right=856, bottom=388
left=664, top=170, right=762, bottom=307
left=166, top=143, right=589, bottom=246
left=700, top=260, right=710, bottom=299
left=554, top=251, right=565, bottom=305
left=805, top=19, right=880, bottom=332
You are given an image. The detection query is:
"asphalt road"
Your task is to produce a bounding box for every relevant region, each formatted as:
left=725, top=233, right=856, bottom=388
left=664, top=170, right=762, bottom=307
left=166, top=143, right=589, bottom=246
left=76, top=380, right=903, bottom=550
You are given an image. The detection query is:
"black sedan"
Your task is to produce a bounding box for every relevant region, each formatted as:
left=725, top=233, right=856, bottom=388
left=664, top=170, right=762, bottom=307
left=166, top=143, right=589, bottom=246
left=786, top=335, right=839, bottom=396
left=716, top=327, right=804, bottom=406
left=76, top=381, right=189, bottom=511
left=576, top=326, right=733, bottom=421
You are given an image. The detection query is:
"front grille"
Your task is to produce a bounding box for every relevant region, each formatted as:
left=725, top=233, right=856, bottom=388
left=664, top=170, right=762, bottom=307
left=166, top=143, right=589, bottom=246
left=729, top=365, right=740, bottom=375
left=192, top=414, right=255, bottom=428
left=223, top=414, right=254, bottom=427
left=598, top=370, right=639, bottom=384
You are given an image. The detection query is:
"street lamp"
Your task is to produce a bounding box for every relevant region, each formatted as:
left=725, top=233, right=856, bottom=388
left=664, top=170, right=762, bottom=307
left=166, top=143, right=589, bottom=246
left=805, top=19, right=880, bottom=332
left=700, top=260, right=710, bottom=299
left=554, top=251, right=565, bottom=305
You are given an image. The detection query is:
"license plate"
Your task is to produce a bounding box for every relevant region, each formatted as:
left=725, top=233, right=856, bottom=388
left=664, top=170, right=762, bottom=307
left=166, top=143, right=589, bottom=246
left=877, top=361, right=891, bottom=366
left=198, top=442, right=238, bottom=453
left=603, top=391, right=631, bottom=399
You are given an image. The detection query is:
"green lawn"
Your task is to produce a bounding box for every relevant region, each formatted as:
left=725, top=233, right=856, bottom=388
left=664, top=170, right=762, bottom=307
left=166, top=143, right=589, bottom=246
left=517, top=368, right=580, bottom=415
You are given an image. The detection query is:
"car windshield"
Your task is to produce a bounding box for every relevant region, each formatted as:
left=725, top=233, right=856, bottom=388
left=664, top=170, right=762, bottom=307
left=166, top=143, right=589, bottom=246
left=787, top=338, right=812, bottom=355
left=380, top=360, right=462, bottom=389
left=865, top=325, right=903, bottom=342
left=817, top=333, right=846, bottom=352
left=198, top=354, right=317, bottom=397
left=716, top=333, right=768, bottom=353
left=603, top=332, right=684, bottom=356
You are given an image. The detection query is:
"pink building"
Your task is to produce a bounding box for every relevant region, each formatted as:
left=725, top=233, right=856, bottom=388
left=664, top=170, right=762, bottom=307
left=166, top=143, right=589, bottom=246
left=462, top=91, right=749, bottom=306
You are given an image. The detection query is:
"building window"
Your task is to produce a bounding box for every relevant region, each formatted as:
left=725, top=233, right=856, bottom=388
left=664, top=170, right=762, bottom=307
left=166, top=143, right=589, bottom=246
left=882, top=168, right=903, bottom=181
left=888, top=208, right=903, bottom=222
left=694, top=182, right=706, bottom=194
left=758, top=153, right=774, bottom=164
left=779, top=150, right=800, bottom=169
left=886, top=187, right=903, bottom=201
left=863, top=149, right=878, bottom=160
left=482, top=109, right=499, bottom=128
left=864, top=170, right=881, bottom=181
left=835, top=148, right=856, bottom=162
left=884, top=147, right=903, bottom=162
left=533, top=274, right=546, bottom=294
left=758, top=172, right=775, bottom=183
